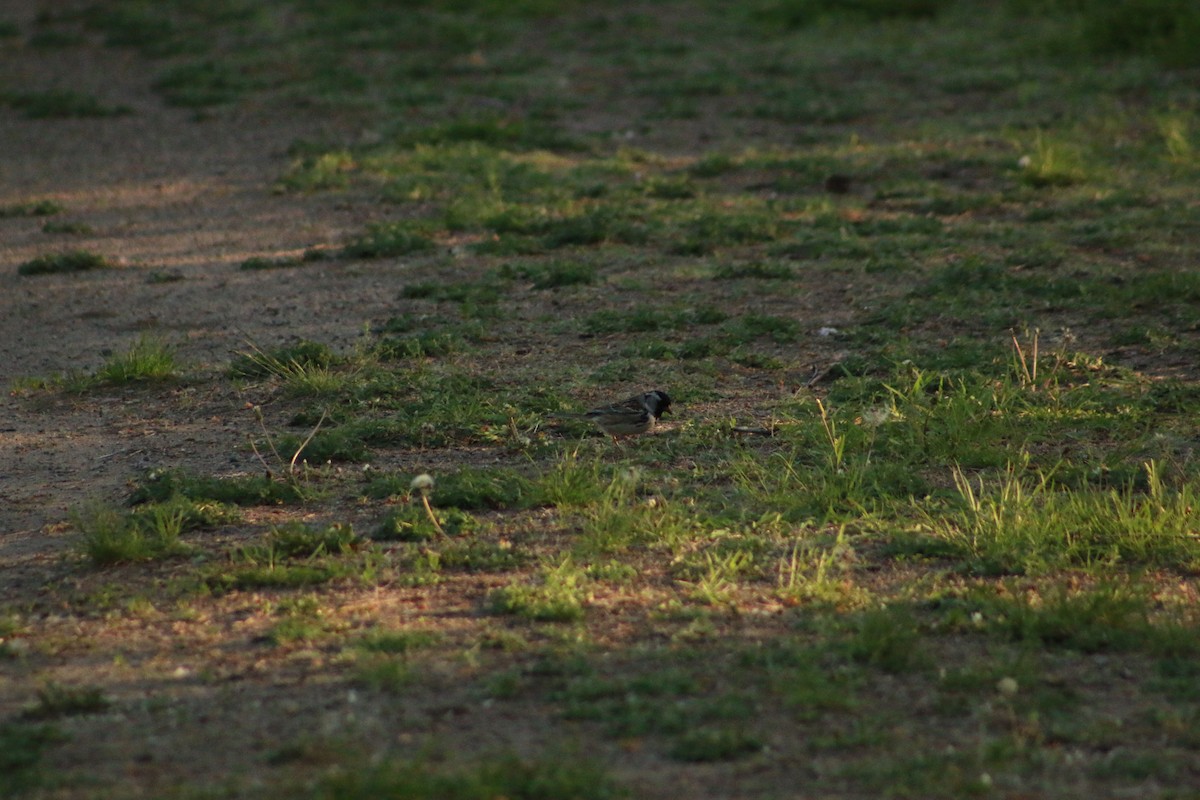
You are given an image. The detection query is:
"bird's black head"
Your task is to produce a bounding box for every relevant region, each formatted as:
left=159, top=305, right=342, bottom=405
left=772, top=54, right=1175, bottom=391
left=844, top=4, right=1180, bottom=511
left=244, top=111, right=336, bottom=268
left=644, top=390, right=672, bottom=418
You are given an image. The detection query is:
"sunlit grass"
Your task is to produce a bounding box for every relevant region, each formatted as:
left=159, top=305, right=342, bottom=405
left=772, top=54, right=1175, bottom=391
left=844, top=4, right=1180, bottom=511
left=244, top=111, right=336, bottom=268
left=929, top=461, right=1200, bottom=574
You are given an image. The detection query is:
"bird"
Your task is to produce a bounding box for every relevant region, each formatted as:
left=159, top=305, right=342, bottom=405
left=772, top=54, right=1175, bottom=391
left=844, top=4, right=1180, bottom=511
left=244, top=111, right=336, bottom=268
left=564, top=390, right=672, bottom=441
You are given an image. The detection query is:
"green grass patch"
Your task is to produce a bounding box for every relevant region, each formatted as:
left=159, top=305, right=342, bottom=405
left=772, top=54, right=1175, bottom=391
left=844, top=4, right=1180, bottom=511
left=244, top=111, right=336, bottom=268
left=437, top=539, right=530, bottom=572
left=497, top=259, right=597, bottom=289
left=72, top=501, right=193, bottom=566
left=721, top=312, right=801, bottom=345
left=313, top=753, right=622, bottom=800
left=581, top=305, right=728, bottom=336
left=239, top=250, right=327, bottom=270
left=844, top=607, right=928, bottom=673
left=17, top=249, right=111, bottom=275
left=928, top=463, right=1200, bottom=575
left=276, top=150, right=356, bottom=192
left=343, top=222, right=436, bottom=258
left=82, top=3, right=187, bottom=55
left=490, top=559, right=587, bottom=621
left=0, top=88, right=130, bottom=118
left=373, top=330, right=468, bottom=360
left=266, top=614, right=329, bottom=645
left=669, top=727, right=764, bottom=762
left=556, top=657, right=762, bottom=760
left=229, top=339, right=335, bottom=380
left=95, top=335, right=178, bottom=384
left=129, top=496, right=240, bottom=531
left=357, top=628, right=440, bottom=655
left=352, top=625, right=446, bottom=687
left=1018, top=132, right=1093, bottom=188
left=0, top=199, right=63, bottom=217
left=399, top=278, right=505, bottom=307
left=353, top=656, right=417, bottom=693
left=268, top=369, right=524, bottom=457
left=425, top=467, right=538, bottom=510
left=265, top=595, right=334, bottom=646
left=1026, top=0, right=1200, bottom=68
left=129, top=467, right=307, bottom=506
left=152, top=60, right=260, bottom=107
left=14, top=335, right=182, bottom=394
left=27, top=29, right=86, bottom=47
left=0, top=722, right=62, bottom=796
left=275, top=423, right=373, bottom=463
left=393, top=114, right=581, bottom=152
left=669, top=207, right=783, bottom=255
left=373, top=504, right=477, bottom=541
left=266, top=522, right=362, bottom=559
left=969, top=582, right=1198, bottom=655
left=41, top=220, right=94, bottom=235
left=211, top=563, right=341, bottom=592
left=712, top=261, right=795, bottom=280
left=204, top=523, right=362, bottom=593
left=751, top=0, right=952, bottom=28
left=22, top=683, right=110, bottom=720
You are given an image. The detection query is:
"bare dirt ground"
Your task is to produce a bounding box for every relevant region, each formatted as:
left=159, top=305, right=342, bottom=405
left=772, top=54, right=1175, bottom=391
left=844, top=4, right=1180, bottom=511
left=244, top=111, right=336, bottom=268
left=0, top=18, right=402, bottom=558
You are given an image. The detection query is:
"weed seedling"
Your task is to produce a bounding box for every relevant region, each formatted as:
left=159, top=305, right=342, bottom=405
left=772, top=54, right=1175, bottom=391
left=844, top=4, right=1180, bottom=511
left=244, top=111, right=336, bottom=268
left=96, top=335, right=178, bottom=383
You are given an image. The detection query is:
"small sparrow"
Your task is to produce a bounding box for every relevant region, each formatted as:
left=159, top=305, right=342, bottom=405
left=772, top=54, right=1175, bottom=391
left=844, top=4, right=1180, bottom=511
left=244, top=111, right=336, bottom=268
left=563, top=390, right=673, bottom=441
